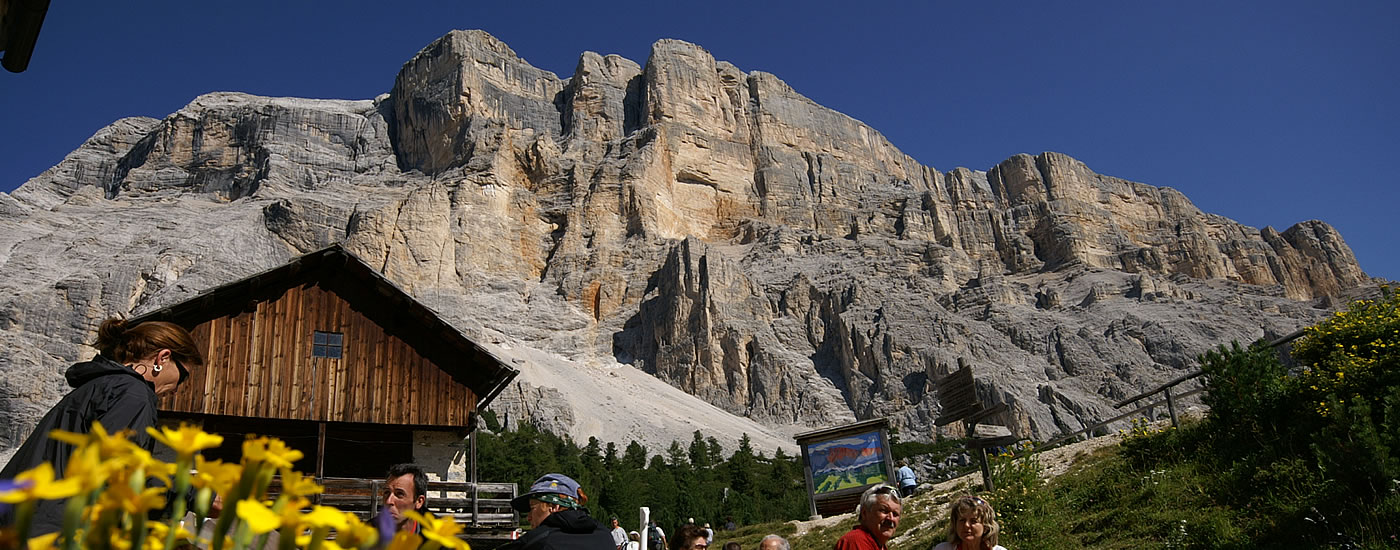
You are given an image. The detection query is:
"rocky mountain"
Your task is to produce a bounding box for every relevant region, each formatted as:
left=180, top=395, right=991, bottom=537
left=0, top=30, right=1375, bottom=458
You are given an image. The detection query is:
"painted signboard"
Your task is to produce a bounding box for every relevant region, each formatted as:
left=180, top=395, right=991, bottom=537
left=794, top=419, right=895, bottom=517
left=805, top=429, right=890, bottom=494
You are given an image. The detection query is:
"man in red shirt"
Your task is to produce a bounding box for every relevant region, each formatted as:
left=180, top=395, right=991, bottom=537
left=834, top=485, right=903, bottom=550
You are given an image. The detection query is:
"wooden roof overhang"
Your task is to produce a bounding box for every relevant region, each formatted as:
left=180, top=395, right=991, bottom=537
left=130, top=244, right=520, bottom=424
left=0, top=0, right=50, bottom=72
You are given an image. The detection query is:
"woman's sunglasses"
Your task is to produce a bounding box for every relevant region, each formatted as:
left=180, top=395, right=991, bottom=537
left=173, top=357, right=189, bottom=385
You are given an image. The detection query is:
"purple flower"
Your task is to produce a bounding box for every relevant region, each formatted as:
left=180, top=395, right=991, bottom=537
left=376, top=509, right=396, bottom=546
left=0, top=478, right=34, bottom=516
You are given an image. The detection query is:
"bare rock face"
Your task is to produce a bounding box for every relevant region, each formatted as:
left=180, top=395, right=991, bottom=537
left=391, top=30, right=566, bottom=176
left=0, top=30, right=1380, bottom=456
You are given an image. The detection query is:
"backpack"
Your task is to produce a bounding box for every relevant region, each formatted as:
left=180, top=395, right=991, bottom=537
left=647, top=527, right=665, bottom=548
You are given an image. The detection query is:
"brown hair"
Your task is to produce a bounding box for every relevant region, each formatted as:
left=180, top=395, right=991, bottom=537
left=944, top=495, right=999, bottom=549
left=669, top=524, right=708, bottom=550
left=95, top=318, right=204, bottom=367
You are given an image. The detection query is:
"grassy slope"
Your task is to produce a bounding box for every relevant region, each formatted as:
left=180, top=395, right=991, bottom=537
left=706, top=420, right=1394, bottom=550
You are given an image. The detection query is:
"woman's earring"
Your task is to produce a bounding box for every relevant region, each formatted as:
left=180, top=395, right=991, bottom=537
left=152, top=361, right=163, bottom=373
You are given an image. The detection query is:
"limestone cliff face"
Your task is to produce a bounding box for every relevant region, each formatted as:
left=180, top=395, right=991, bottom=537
left=0, top=30, right=1377, bottom=453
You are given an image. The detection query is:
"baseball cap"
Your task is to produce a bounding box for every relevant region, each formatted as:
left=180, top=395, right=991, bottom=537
left=510, top=473, right=584, bottom=513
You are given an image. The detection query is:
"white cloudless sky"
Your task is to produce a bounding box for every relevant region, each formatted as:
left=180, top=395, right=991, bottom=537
left=2, top=1, right=1395, bottom=281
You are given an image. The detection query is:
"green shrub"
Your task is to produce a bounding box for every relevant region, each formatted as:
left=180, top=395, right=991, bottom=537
left=1190, top=286, right=1400, bottom=546
left=1198, top=340, right=1291, bottom=442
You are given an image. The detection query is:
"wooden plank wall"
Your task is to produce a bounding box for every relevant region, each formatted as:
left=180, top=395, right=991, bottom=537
left=164, top=284, right=477, bottom=426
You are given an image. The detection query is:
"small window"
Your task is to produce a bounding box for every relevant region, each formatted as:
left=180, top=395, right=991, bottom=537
left=312, top=331, right=343, bottom=359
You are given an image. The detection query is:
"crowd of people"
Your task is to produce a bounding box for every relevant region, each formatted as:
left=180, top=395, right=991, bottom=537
left=361, top=465, right=1005, bottom=550
left=0, top=317, right=1008, bottom=549
left=476, top=471, right=1004, bottom=550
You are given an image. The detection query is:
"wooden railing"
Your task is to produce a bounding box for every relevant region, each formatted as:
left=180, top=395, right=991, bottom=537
left=1038, top=329, right=1307, bottom=451
left=269, top=477, right=517, bottom=528
left=1037, top=373, right=1205, bottom=451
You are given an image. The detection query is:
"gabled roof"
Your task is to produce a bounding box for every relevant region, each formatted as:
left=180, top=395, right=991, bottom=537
left=130, top=244, right=519, bottom=413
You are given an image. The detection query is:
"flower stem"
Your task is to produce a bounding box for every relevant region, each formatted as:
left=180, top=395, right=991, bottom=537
left=164, top=459, right=193, bottom=549
left=211, top=460, right=263, bottom=550
left=59, top=491, right=88, bottom=550
left=12, top=501, right=35, bottom=542
left=306, top=526, right=330, bottom=550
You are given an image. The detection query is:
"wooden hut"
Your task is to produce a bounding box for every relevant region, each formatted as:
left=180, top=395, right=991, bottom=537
left=130, top=244, right=519, bottom=481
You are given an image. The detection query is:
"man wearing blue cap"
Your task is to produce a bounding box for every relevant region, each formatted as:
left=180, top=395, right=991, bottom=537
left=501, top=473, right=615, bottom=550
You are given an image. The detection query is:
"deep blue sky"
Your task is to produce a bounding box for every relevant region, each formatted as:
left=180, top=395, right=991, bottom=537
left=2, top=2, right=1396, bottom=281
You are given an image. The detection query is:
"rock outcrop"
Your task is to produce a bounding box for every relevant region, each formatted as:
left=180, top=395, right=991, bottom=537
left=0, top=30, right=1377, bottom=456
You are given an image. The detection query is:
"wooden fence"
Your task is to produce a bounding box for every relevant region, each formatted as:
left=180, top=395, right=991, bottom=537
left=269, top=477, right=517, bottom=528
left=1037, top=329, right=1307, bottom=452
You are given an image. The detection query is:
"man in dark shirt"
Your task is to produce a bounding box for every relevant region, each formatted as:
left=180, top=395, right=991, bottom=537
left=380, top=463, right=429, bottom=536
left=501, top=473, right=614, bottom=550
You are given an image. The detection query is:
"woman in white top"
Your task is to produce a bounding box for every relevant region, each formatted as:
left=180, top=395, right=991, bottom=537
left=930, top=495, right=1006, bottom=550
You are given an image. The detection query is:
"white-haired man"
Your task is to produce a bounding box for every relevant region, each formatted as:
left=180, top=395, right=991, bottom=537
left=833, top=485, right=902, bottom=550
left=759, top=535, right=790, bottom=550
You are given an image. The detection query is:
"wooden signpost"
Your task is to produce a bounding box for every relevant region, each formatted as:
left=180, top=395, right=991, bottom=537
left=934, top=360, right=1016, bottom=491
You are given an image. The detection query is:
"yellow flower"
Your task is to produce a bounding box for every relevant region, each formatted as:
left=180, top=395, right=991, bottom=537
left=50, top=422, right=143, bottom=462
left=242, top=437, right=305, bottom=469
left=301, top=505, right=349, bottom=531
left=193, top=455, right=242, bottom=495
left=278, top=469, right=324, bottom=499
left=336, top=512, right=380, bottom=548
left=96, top=483, right=167, bottom=516
left=25, top=533, right=59, bottom=550
left=119, top=447, right=173, bottom=485
left=236, top=499, right=282, bottom=534
left=143, top=520, right=195, bottom=550
left=296, top=534, right=351, bottom=550
left=106, top=529, right=136, bottom=550
left=385, top=531, right=423, bottom=550
left=405, top=510, right=469, bottom=549
left=0, top=462, right=81, bottom=502
left=147, top=423, right=224, bottom=459
left=275, top=495, right=311, bottom=530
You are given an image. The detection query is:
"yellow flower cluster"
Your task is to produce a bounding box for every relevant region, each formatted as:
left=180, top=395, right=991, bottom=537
left=1119, top=418, right=1167, bottom=440
left=1291, top=286, right=1400, bottom=417
left=0, top=422, right=470, bottom=550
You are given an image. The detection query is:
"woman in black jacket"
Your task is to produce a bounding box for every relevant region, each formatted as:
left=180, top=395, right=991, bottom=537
left=0, top=317, right=204, bottom=535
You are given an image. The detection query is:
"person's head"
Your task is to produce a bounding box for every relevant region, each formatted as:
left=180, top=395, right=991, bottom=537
left=630, top=531, right=641, bottom=542
left=612, top=517, right=621, bottom=528
left=96, top=318, right=204, bottom=396
left=510, top=474, right=587, bottom=528
left=944, top=495, right=999, bottom=549
left=669, top=524, right=708, bottom=550
left=723, top=542, right=741, bottom=550
left=758, top=535, right=789, bottom=550
left=854, top=484, right=902, bottom=545
left=383, top=463, right=428, bottom=529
